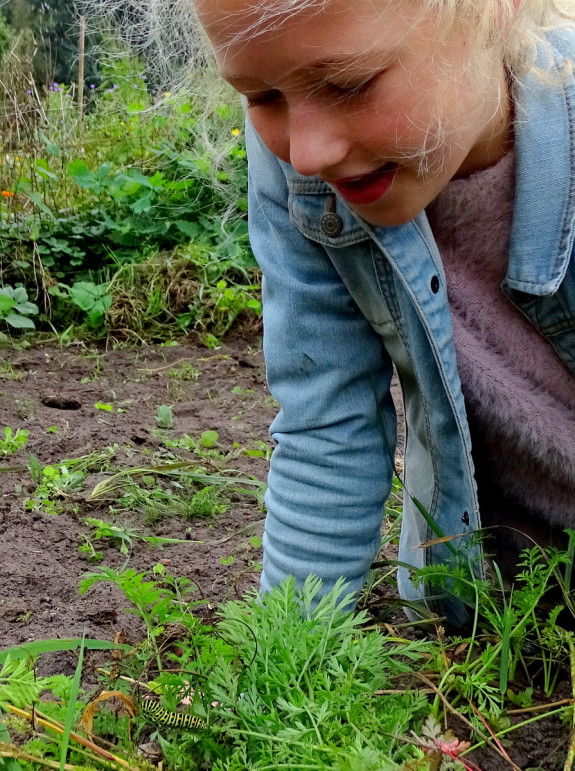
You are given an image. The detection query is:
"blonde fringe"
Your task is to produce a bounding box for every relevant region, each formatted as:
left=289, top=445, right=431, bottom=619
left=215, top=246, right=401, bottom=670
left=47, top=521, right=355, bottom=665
left=78, top=0, right=575, bottom=88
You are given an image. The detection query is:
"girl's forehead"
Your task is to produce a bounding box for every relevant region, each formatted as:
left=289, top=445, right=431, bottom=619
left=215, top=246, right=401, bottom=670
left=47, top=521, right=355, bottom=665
left=197, top=0, right=424, bottom=70
left=197, top=0, right=407, bottom=44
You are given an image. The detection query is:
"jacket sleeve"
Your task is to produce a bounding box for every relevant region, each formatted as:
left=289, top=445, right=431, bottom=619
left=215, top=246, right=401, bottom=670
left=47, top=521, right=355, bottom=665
left=246, top=120, right=397, bottom=603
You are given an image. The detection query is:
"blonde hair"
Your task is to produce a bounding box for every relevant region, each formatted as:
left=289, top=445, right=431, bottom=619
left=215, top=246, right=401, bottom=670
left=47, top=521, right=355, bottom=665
left=198, top=0, right=575, bottom=79
left=425, top=0, right=575, bottom=78
left=80, top=0, right=575, bottom=89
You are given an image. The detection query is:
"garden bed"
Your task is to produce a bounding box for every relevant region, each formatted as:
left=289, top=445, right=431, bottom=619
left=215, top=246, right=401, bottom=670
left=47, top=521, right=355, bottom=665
left=0, top=333, right=571, bottom=771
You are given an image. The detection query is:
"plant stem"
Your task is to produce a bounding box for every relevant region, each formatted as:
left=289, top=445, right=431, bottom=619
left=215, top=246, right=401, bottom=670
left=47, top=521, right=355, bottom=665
left=0, top=745, right=78, bottom=771
left=6, top=706, right=139, bottom=771
left=414, top=672, right=522, bottom=771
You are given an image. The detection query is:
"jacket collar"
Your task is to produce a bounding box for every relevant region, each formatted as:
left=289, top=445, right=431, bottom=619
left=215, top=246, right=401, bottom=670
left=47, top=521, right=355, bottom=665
left=506, top=35, right=575, bottom=295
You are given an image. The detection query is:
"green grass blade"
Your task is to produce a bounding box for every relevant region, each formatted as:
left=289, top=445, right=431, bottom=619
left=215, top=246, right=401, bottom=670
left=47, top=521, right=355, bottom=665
left=391, top=472, right=458, bottom=557
left=492, top=562, right=512, bottom=694
left=564, top=530, right=575, bottom=592
left=59, top=636, right=85, bottom=771
left=90, top=463, right=265, bottom=499
left=410, top=495, right=457, bottom=556
left=0, top=638, right=129, bottom=665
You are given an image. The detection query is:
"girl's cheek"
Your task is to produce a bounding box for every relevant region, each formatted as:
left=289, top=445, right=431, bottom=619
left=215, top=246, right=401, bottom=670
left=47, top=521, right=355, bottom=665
left=250, top=109, right=291, bottom=163
left=377, top=95, right=436, bottom=149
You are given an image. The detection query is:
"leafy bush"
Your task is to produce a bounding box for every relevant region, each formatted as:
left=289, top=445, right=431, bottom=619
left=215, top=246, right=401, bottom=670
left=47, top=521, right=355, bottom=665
left=0, top=54, right=258, bottom=341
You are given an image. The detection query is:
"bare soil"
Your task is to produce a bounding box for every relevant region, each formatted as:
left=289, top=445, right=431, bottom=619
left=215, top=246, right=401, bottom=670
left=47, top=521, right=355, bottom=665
left=0, top=333, right=568, bottom=770
left=0, top=335, right=275, bottom=655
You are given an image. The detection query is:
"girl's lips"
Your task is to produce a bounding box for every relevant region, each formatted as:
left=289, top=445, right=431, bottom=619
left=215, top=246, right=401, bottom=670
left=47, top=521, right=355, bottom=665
left=331, top=163, right=399, bottom=206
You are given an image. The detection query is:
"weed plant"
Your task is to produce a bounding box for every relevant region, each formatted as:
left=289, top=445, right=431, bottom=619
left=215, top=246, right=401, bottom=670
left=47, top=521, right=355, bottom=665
left=75, top=569, right=439, bottom=770
left=113, top=478, right=229, bottom=524
left=407, top=537, right=575, bottom=732
left=26, top=447, right=118, bottom=515
left=0, top=426, right=29, bottom=456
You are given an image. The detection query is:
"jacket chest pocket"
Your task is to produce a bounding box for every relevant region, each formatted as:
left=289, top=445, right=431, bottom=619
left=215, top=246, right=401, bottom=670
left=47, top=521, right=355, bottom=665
left=288, top=180, right=371, bottom=249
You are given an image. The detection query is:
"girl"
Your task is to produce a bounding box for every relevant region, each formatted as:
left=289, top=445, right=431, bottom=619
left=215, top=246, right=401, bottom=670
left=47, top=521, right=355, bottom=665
left=195, top=0, right=575, bottom=623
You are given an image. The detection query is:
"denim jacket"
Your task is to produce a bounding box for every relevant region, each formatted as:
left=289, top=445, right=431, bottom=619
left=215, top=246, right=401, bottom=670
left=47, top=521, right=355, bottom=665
left=247, top=33, right=575, bottom=623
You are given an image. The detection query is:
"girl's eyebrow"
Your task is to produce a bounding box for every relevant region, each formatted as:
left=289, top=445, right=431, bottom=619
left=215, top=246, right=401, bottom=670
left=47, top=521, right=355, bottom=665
left=311, top=54, right=384, bottom=69
left=310, top=48, right=395, bottom=71
left=219, top=51, right=393, bottom=84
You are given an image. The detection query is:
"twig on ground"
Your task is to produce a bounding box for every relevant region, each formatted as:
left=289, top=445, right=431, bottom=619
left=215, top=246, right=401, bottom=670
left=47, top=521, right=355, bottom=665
left=6, top=705, right=138, bottom=771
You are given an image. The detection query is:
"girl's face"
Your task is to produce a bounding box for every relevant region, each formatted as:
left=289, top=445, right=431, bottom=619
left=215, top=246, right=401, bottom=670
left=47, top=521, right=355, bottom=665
left=198, top=0, right=512, bottom=226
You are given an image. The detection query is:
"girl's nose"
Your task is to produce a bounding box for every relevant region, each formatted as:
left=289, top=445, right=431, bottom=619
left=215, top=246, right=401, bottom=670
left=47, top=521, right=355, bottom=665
left=287, top=101, right=350, bottom=178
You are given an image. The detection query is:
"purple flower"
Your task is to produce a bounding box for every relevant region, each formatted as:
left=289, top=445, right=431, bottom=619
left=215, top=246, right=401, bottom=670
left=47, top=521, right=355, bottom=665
left=25, top=89, right=31, bottom=94
left=141, top=75, right=147, bottom=80
left=89, top=84, right=95, bottom=89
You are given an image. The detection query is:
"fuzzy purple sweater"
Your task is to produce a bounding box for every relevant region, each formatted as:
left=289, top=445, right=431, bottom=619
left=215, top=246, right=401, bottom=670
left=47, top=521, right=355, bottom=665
left=426, top=151, right=575, bottom=566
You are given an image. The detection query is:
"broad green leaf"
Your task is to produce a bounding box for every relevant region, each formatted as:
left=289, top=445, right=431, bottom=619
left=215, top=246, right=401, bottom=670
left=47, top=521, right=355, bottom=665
left=67, top=159, right=96, bottom=187
left=40, top=132, right=60, bottom=157
left=34, top=163, right=58, bottom=182
left=94, top=402, right=113, bottom=412
left=13, top=302, right=39, bottom=316
left=200, top=430, right=219, bottom=448
left=156, top=405, right=174, bottom=429
left=96, top=162, right=112, bottom=180
left=174, top=220, right=201, bottom=238
left=11, top=287, right=28, bottom=304
left=68, top=281, right=110, bottom=313
left=0, top=295, right=15, bottom=314
left=131, top=190, right=154, bottom=214
left=4, top=314, right=35, bottom=329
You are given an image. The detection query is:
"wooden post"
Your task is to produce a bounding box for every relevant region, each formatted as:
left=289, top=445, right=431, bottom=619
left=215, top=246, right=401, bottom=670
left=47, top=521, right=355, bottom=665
left=77, top=15, right=85, bottom=122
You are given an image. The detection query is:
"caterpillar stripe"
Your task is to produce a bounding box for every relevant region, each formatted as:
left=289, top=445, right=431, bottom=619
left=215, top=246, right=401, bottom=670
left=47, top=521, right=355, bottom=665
left=141, top=699, right=205, bottom=730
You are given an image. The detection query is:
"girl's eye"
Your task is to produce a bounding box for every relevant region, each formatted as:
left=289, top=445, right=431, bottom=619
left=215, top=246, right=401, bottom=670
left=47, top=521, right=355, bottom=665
left=246, top=90, right=283, bottom=108
left=326, top=74, right=380, bottom=99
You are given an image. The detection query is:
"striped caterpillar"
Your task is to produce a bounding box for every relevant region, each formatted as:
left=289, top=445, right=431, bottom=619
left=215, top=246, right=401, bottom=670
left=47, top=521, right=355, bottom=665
left=140, top=698, right=205, bottom=730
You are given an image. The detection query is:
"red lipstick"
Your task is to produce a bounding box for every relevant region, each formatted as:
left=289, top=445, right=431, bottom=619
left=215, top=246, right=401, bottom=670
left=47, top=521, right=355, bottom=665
left=331, top=163, right=398, bottom=206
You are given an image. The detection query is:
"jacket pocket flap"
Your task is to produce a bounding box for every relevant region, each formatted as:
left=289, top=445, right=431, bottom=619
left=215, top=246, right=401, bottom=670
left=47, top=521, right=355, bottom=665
left=288, top=179, right=370, bottom=248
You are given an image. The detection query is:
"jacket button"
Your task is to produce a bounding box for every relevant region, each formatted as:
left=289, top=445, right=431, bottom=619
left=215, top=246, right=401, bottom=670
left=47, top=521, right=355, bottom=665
left=430, top=275, right=440, bottom=293
left=320, top=212, right=343, bottom=237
